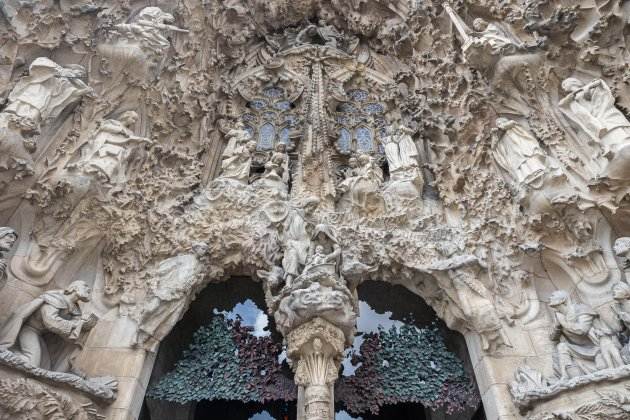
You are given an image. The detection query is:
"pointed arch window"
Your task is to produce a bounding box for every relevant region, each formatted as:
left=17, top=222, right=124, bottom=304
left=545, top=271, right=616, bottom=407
left=337, top=128, right=352, bottom=153
left=334, top=89, right=386, bottom=155
left=240, top=86, right=298, bottom=150
left=258, top=123, right=275, bottom=151
left=355, top=126, right=373, bottom=152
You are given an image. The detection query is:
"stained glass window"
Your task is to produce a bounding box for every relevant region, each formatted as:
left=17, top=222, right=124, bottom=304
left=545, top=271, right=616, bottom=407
left=258, top=123, right=275, bottom=150
left=364, top=103, right=384, bottom=114
left=249, top=99, right=267, bottom=110
left=348, top=89, right=369, bottom=102
left=263, top=87, right=284, bottom=98
left=274, top=101, right=291, bottom=111
left=244, top=125, right=254, bottom=137
left=337, top=128, right=351, bottom=153
left=246, top=86, right=298, bottom=150
left=356, top=126, right=373, bottom=152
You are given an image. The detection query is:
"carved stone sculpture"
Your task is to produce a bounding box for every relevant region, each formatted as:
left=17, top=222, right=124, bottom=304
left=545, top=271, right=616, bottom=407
left=278, top=197, right=320, bottom=287
left=275, top=223, right=356, bottom=342
left=336, top=157, right=358, bottom=212
left=73, top=111, right=151, bottom=187
left=296, top=20, right=344, bottom=49
left=0, top=281, right=96, bottom=372
left=6, top=1, right=630, bottom=419
left=491, top=117, right=574, bottom=219
left=98, top=6, right=188, bottom=74
left=614, top=237, right=630, bottom=269
left=133, top=242, right=209, bottom=348
left=612, top=282, right=630, bottom=333
left=0, top=227, right=17, bottom=285
left=493, top=118, right=548, bottom=189
left=218, top=124, right=257, bottom=183
left=255, top=142, right=290, bottom=196
left=560, top=78, right=630, bottom=180
left=443, top=3, right=541, bottom=76
left=548, top=290, right=623, bottom=380
left=382, top=124, right=420, bottom=174
left=2, top=57, right=91, bottom=134
left=0, top=57, right=91, bottom=185
left=335, top=153, right=383, bottom=216
left=287, top=318, right=345, bottom=420
left=449, top=263, right=510, bottom=352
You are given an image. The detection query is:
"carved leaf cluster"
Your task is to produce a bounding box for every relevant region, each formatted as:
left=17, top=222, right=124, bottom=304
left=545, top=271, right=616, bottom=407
left=147, top=315, right=295, bottom=404
left=336, top=324, right=479, bottom=415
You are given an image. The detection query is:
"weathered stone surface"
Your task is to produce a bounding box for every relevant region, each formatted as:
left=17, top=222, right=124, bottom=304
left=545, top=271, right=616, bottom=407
left=1, top=1, right=630, bottom=419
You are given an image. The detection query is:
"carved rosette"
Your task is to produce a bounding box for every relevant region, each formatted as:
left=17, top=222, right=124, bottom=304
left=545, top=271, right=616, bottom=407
left=287, top=317, right=345, bottom=420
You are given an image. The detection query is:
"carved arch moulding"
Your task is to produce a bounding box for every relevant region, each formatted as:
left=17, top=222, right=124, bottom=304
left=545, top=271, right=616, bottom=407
left=2, top=1, right=630, bottom=419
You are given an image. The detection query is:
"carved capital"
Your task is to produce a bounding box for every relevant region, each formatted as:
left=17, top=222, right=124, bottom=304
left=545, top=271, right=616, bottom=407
left=287, top=318, right=345, bottom=420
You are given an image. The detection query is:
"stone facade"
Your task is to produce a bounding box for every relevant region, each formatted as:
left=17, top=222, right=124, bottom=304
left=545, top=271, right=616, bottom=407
left=1, top=1, right=630, bottom=419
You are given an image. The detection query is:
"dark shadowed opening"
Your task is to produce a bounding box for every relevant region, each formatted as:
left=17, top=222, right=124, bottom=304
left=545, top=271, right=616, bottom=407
left=140, top=278, right=485, bottom=420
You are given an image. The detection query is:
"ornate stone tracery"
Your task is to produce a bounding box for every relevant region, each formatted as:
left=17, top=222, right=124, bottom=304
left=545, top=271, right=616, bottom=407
left=1, top=0, right=630, bottom=419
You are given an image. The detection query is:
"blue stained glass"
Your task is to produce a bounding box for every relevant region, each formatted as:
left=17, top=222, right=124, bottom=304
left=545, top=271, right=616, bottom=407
left=263, top=87, right=284, bottom=98
left=244, top=125, right=254, bottom=137
left=242, top=113, right=256, bottom=122
left=364, top=103, right=384, bottom=114
left=336, top=115, right=350, bottom=125
left=274, top=101, right=291, bottom=111
left=337, top=103, right=358, bottom=113
left=258, top=123, right=275, bottom=150
left=348, top=89, right=369, bottom=101
left=279, top=127, right=290, bottom=144
left=355, top=127, right=373, bottom=152
left=249, top=99, right=268, bottom=110
left=337, top=128, right=351, bottom=153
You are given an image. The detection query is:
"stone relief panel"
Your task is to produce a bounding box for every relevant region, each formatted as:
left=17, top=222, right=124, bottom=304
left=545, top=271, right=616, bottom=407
left=1, top=0, right=630, bottom=419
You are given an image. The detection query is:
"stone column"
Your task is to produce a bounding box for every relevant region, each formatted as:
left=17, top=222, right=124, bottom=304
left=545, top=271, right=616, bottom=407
left=287, top=317, right=345, bottom=420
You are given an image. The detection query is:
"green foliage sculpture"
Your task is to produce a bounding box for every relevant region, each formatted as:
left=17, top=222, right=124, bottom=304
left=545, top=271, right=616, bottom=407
left=336, top=324, right=480, bottom=415
left=148, top=316, right=295, bottom=404
left=149, top=315, right=479, bottom=416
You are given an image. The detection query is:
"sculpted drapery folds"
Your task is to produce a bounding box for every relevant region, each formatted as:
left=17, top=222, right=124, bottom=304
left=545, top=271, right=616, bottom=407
left=548, top=290, right=624, bottom=380
left=3, top=57, right=92, bottom=134
left=4, top=1, right=630, bottom=419
left=133, top=243, right=209, bottom=349
left=0, top=57, right=92, bottom=186
left=0, top=281, right=96, bottom=372
left=75, top=111, right=151, bottom=187
left=218, top=123, right=257, bottom=184
left=492, top=118, right=548, bottom=190
left=560, top=77, right=630, bottom=181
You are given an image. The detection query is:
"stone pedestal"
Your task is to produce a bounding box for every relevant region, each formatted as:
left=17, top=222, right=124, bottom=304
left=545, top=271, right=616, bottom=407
left=287, top=318, right=345, bottom=420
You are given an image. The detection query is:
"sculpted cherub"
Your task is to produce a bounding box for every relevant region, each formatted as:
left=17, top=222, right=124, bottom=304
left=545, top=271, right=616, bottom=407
left=302, top=245, right=337, bottom=277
